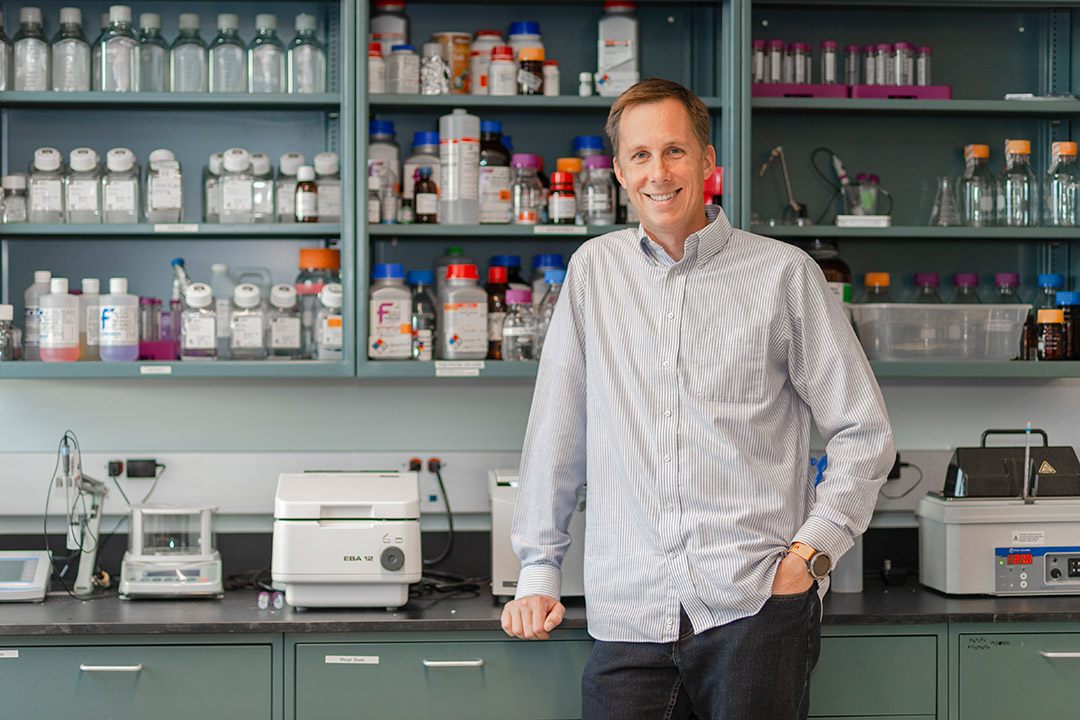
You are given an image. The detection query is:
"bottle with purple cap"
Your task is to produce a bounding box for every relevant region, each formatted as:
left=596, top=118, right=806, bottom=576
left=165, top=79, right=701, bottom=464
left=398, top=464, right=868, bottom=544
left=951, top=273, right=982, bottom=304
left=992, top=273, right=1022, bottom=303
left=912, top=273, right=942, bottom=303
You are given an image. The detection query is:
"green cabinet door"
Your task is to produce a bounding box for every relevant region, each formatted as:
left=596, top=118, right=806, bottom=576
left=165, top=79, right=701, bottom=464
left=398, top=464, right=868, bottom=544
left=809, top=635, right=938, bottom=717
left=294, top=639, right=593, bottom=719
left=0, top=644, right=273, bottom=720
left=958, top=632, right=1080, bottom=718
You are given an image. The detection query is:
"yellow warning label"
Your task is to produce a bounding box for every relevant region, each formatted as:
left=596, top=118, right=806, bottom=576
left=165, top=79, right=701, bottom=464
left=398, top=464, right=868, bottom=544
left=1038, top=460, right=1057, bottom=474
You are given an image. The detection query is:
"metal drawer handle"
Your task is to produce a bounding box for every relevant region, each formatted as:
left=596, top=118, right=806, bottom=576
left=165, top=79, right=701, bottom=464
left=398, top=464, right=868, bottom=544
left=1040, top=651, right=1080, bottom=659
left=79, top=664, right=144, bottom=672
left=422, top=659, right=485, bottom=668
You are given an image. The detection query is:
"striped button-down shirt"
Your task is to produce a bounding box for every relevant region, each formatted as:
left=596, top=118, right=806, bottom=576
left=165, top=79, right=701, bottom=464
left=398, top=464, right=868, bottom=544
left=512, top=206, right=895, bottom=643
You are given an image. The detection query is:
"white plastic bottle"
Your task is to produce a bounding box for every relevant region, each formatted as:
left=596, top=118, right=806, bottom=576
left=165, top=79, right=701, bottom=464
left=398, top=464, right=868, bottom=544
left=23, top=270, right=52, bottom=361
left=209, top=264, right=237, bottom=359
left=368, top=42, right=386, bottom=94
left=39, top=278, right=80, bottom=362
left=204, top=152, right=224, bottom=222
left=368, top=264, right=412, bottom=360
left=437, top=263, right=487, bottom=359
left=470, top=30, right=503, bottom=95
left=248, top=14, right=286, bottom=93
left=171, top=13, right=208, bottom=92
left=268, top=284, right=302, bottom=359
left=138, top=12, right=168, bottom=92
left=314, top=152, right=341, bottom=223
left=596, top=1, right=640, bottom=96
left=276, top=152, right=306, bottom=222
left=181, top=283, right=217, bottom=360
left=64, top=147, right=102, bottom=224
left=251, top=152, right=275, bottom=223
left=230, top=283, right=267, bottom=360
left=370, top=0, right=410, bottom=58
left=29, top=148, right=65, bottom=224
left=316, top=283, right=344, bottom=360
left=288, top=13, right=326, bottom=93
left=103, top=147, right=139, bottom=223
left=145, top=149, right=183, bottom=223
left=209, top=13, right=246, bottom=93
left=51, top=7, right=91, bottom=92
left=99, top=277, right=139, bottom=361
left=100, top=4, right=139, bottom=92
left=220, top=148, right=254, bottom=224
left=79, top=278, right=100, bottom=360
left=14, top=7, right=50, bottom=91
left=439, top=108, right=480, bottom=224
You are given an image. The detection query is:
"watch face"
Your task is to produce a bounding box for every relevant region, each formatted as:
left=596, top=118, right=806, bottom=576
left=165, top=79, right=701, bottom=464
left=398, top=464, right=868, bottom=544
left=810, top=552, right=832, bottom=578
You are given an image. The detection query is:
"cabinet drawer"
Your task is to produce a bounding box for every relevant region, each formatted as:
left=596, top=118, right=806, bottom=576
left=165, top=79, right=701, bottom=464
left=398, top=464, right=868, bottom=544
left=809, top=635, right=937, bottom=717
left=295, top=639, right=593, bottom=719
left=958, top=632, right=1080, bottom=718
left=0, top=644, right=272, bottom=720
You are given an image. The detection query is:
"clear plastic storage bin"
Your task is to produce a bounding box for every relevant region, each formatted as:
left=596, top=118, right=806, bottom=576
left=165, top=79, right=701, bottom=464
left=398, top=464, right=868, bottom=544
left=850, top=303, right=1032, bottom=361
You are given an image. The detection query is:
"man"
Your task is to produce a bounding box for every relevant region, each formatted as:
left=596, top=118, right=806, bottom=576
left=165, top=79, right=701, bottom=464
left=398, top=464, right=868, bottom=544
left=501, top=78, right=895, bottom=720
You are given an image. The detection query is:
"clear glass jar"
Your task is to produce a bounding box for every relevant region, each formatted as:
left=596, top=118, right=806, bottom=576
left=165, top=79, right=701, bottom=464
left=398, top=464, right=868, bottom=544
left=268, top=284, right=303, bottom=359
left=951, top=274, right=982, bottom=303
left=230, top=283, right=268, bottom=360
left=912, top=273, right=942, bottom=303
left=844, top=45, right=860, bottom=85
left=315, top=283, right=344, bottom=360
left=103, top=148, right=140, bottom=223
left=1044, top=141, right=1078, bottom=227
left=64, top=147, right=102, bottom=224
left=181, top=283, right=217, bottom=360
left=251, top=153, right=275, bottom=223
left=296, top=248, right=341, bottom=358
left=100, top=5, right=139, bottom=92
left=170, top=13, right=208, bottom=92
left=765, top=40, right=783, bottom=84
left=145, top=149, right=183, bottom=223
left=999, top=139, right=1037, bottom=227
left=219, top=148, right=253, bottom=224
left=511, top=155, right=544, bottom=225
left=993, top=273, right=1022, bottom=303
left=248, top=14, right=286, bottom=93
left=820, top=41, right=838, bottom=84
left=138, top=13, right=169, bottom=92
left=2, top=174, right=29, bottom=223
left=501, top=289, right=536, bottom=361
left=960, top=144, right=995, bottom=228
left=14, top=7, right=50, bottom=91
left=916, top=46, right=932, bottom=86
left=751, top=39, right=765, bottom=84
left=0, top=304, right=20, bottom=361
left=893, top=42, right=914, bottom=86
left=51, top=7, right=90, bottom=92
left=209, top=13, right=246, bottom=93
left=583, top=157, right=616, bottom=225
left=788, top=42, right=810, bottom=84
left=288, top=13, right=327, bottom=93
left=29, top=147, right=65, bottom=224
left=874, top=44, right=894, bottom=86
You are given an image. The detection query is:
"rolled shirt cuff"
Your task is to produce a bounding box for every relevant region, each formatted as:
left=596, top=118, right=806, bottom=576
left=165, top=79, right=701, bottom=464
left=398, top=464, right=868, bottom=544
left=792, top=515, right=854, bottom=564
left=514, top=563, right=562, bottom=601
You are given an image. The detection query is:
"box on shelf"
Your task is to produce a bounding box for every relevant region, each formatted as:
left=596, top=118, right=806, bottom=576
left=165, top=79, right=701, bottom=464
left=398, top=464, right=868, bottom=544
left=849, top=303, right=1031, bottom=362
left=835, top=214, right=891, bottom=228
left=751, top=83, right=849, bottom=98
left=849, top=84, right=952, bottom=100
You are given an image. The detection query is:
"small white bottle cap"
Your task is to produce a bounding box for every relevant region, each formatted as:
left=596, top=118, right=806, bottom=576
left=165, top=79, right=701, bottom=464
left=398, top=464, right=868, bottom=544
left=314, top=152, right=339, bottom=176
left=223, top=148, right=251, bottom=173
left=255, top=14, right=277, bottom=30
left=270, top=284, right=297, bottom=308
left=109, top=277, right=128, bottom=295
left=35, top=270, right=52, bottom=284
left=209, top=152, right=224, bottom=174
left=109, top=6, right=132, bottom=25
left=250, top=152, right=271, bottom=176
left=319, top=283, right=343, bottom=309
left=106, top=148, right=136, bottom=172
left=2, top=174, right=27, bottom=190
left=20, top=7, right=43, bottom=25
left=82, top=278, right=101, bottom=294
left=233, top=283, right=261, bottom=308
left=148, top=148, right=175, bottom=164
left=0, top=305, right=13, bottom=323
left=139, top=12, right=161, bottom=29
left=69, top=148, right=98, bottom=173
left=50, top=278, right=69, bottom=295
left=34, top=148, right=62, bottom=173
left=295, top=13, right=317, bottom=32
left=59, top=7, right=83, bottom=26
left=279, top=153, right=305, bottom=175
left=185, top=283, right=213, bottom=308
left=422, top=42, right=444, bottom=59
left=178, top=13, right=200, bottom=31
left=296, top=165, right=315, bottom=182
left=211, top=263, right=229, bottom=274
left=218, top=13, right=239, bottom=31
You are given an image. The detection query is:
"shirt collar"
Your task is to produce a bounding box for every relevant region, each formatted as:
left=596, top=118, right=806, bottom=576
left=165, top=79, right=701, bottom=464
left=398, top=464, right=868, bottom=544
left=638, top=205, right=732, bottom=268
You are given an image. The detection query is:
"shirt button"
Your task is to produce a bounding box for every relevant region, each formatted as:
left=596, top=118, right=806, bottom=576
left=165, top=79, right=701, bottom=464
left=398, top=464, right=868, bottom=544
left=663, top=455, right=671, bottom=463
left=667, top=312, right=675, bottom=319
left=666, top=504, right=674, bottom=512
left=664, top=410, right=671, bottom=417
left=666, top=618, right=674, bottom=627
left=662, top=361, right=670, bottom=368
left=668, top=551, right=677, bottom=560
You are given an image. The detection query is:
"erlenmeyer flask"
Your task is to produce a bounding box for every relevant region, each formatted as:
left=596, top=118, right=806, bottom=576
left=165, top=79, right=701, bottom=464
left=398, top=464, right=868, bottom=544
left=930, top=176, right=960, bottom=226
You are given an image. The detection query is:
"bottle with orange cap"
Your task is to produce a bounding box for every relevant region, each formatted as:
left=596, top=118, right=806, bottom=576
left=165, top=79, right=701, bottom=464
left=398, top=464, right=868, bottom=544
left=959, top=144, right=995, bottom=228
left=862, top=272, right=893, bottom=303
left=556, top=157, right=583, bottom=222
left=1044, top=141, right=1078, bottom=227
left=999, top=139, right=1037, bottom=227
left=295, top=248, right=341, bottom=358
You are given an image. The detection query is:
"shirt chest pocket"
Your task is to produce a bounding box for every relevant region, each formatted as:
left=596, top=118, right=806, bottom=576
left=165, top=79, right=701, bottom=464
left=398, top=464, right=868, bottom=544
left=690, top=325, right=768, bottom=403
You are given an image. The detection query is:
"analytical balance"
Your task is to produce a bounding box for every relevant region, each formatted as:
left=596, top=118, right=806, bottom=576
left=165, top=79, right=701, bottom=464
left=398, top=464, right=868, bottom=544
left=917, top=429, right=1080, bottom=596
left=119, top=505, right=223, bottom=599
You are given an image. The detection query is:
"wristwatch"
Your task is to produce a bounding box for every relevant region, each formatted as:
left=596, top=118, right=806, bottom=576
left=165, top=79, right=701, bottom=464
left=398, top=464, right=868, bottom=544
left=790, top=542, right=832, bottom=580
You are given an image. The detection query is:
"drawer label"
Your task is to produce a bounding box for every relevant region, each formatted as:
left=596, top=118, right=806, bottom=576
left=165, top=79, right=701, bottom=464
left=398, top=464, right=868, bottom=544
left=0, top=650, right=18, bottom=659
left=325, top=655, right=379, bottom=665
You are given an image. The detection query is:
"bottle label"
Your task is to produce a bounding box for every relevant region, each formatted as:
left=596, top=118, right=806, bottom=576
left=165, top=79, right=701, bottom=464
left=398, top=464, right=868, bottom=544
left=403, top=161, right=440, bottom=202
left=516, top=68, right=542, bottom=93
left=586, top=192, right=612, bottom=213
left=443, top=302, right=486, bottom=354
left=489, top=62, right=517, bottom=95
left=39, top=307, right=78, bottom=348
left=319, top=315, right=343, bottom=349
left=368, top=57, right=387, bottom=93
left=15, top=40, right=50, bottom=90
left=599, top=38, right=635, bottom=74
left=183, top=315, right=216, bottom=349
left=253, top=181, right=274, bottom=215
left=388, top=53, right=420, bottom=94
left=317, top=183, right=341, bottom=220
left=86, top=305, right=100, bottom=346
left=216, top=299, right=232, bottom=338
left=100, top=305, right=138, bottom=346
left=367, top=195, right=381, bottom=223
left=222, top=178, right=254, bottom=211
left=231, top=314, right=264, bottom=349
left=413, top=328, right=433, bottom=361
left=827, top=281, right=852, bottom=304
left=30, top=179, right=62, bottom=212
left=502, top=325, right=534, bottom=337
left=549, top=194, right=577, bottom=221
left=479, top=166, right=512, bottom=223
left=515, top=208, right=539, bottom=224
left=67, top=179, right=100, bottom=212
left=369, top=298, right=411, bottom=358
left=440, top=137, right=480, bottom=201
left=277, top=180, right=297, bottom=220
left=416, top=192, right=438, bottom=215
left=150, top=163, right=183, bottom=210
left=271, top=316, right=301, bottom=349
left=488, top=311, right=507, bottom=341
left=23, top=306, right=41, bottom=345
left=105, top=180, right=137, bottom=212
left=296, top=190, right=318, bottom=221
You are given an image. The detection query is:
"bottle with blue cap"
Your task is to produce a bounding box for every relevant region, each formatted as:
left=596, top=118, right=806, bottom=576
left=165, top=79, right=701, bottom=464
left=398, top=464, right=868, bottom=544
left=388, top=43, right=419, bottom=93
left=507, top=21, right=543, bottom=64
left=536, top=268, right=566, bottom=359
left=1056, top=290, right=1080, bottom=359
left=369, top=264, right=412, bottom=359
left=479, top=120, right=512, bottom=224
left=404, top=132, right=440, bottom=217
left=369, top=120, right=401, bottom=189
left=573, top=135, right=606, bottom=160
left=407, top=270, right=437, bottom=360
left=531, top=254, right=564, bottom=309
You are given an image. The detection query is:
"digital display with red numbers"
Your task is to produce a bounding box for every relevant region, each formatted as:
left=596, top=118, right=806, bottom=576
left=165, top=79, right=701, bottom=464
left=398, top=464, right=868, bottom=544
left=1008, top=554, right=1033, bottom=565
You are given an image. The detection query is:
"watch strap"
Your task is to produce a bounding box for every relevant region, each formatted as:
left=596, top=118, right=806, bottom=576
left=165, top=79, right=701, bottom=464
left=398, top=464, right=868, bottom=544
left=789, top=541, right=815, bottom=563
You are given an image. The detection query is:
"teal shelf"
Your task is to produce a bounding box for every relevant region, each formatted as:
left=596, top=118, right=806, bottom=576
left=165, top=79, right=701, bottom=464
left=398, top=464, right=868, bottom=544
left=752, top=98, right=1080, bottom=115
left=2, top=224, right=342, bottom=238
left=368, top=224, right=634, bottom=238
left=748, top=225, right=1080, bottom=240
left=0, top=360, right=352, bottom=379
left=871, top=361, right=1080, bottom=378
left=0, top=91, right=341, bottom=110
left=356, top=360, right=538, bottom=378
left=368, top=94, right=724, bottom=111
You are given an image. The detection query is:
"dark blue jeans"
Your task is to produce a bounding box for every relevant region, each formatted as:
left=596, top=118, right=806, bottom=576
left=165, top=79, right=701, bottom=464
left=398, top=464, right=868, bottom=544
left=581, top=586, right=821, bottom=720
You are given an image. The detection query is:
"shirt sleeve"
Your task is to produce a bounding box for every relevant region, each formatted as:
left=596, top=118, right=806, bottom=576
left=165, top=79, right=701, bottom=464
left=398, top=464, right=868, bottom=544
left=510, top=253, right=589, bottom=601
left=785, top=257, right=896, bottom=561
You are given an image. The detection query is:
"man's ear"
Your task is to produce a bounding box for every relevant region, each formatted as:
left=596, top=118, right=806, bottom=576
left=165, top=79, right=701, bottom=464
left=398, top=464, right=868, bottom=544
left=613, top=156, right=627, bottom=189
left=703, top=144, right=717, bottom=180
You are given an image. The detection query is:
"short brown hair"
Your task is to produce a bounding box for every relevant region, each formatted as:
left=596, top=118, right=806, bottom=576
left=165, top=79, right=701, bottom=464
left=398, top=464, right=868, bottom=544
left=605, top=78, right=711, bottom=157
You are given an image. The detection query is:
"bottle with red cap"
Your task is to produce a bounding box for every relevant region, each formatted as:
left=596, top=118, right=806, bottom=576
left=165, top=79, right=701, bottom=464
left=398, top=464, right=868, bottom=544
left=489, top=45, right=517, bottom=96
left=368, top=41, right=385, bottom=93
left=703, top=167, right=723, bottom=206
left=437, top=263, right=488, bottom=360
left=548, top=171, right=576, bottom=225
left=485, top=266, right=509, bottom=359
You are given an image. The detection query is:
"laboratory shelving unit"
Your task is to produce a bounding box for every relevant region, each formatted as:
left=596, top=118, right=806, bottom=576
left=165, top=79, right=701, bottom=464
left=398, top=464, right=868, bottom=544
left=0, top=0, right=355, bottom=379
